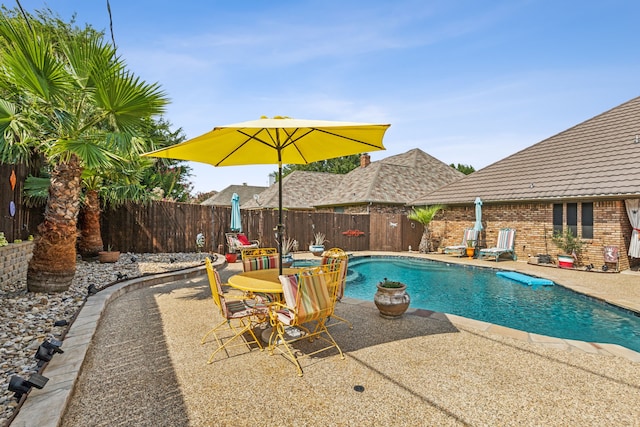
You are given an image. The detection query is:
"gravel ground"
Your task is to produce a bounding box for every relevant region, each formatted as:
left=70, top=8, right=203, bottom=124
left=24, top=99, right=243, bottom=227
left=58, top=258, right=640, bottom=427
left=0, top=252, right=211, bottom=426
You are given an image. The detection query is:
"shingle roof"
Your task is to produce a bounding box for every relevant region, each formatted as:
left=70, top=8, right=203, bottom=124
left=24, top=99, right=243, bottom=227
left=315, top=148, right=464, bottom=207
left=241, top=171, right=343, bottom=210
left=201, top=184, right=267, bottom=206
left=411, top=96, right=640, bottom=206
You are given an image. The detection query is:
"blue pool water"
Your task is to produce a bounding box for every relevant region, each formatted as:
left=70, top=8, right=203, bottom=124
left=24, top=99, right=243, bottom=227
left=343, top=256, right=640, bottom=353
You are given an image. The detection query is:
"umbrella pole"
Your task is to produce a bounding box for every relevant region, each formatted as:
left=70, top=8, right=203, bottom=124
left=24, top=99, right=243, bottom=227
left=277, top=160, right=283, bottom=276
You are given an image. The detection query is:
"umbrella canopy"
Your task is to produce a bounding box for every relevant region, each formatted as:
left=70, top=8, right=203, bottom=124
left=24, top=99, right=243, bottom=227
left=143, top=117, right=390, bottom=274
left=230, top=192, right=242, bottom=232
left=474, top=197, right=483, bottom=232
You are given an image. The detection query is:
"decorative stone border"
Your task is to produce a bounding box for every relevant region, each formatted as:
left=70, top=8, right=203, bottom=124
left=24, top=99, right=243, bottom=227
left=0, top=241, right=34, bottom=286
left=9, top=256, right=225, bottom=427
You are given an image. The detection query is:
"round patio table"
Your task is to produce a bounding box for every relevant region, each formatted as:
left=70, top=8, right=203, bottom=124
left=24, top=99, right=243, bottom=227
left=227, top=268, right=300, bottom=294
left=227, top=267, right=301, bottom=343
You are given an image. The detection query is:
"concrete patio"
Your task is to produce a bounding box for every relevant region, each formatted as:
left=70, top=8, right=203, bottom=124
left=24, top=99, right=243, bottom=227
left=11, top=252, right=640, bottom=426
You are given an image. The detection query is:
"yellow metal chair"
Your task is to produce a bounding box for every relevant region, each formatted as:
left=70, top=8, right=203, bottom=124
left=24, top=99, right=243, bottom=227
left=321, top=248, right=353, bottom=329
left=268, top=264, right=345, bottom=376
left=241, top=248, right=279, bottom=272
left=240, top=248, right=280, bottom=303
left=201, top=257, right=267, bottom=364
left=241, top=247, right=278, bottom=258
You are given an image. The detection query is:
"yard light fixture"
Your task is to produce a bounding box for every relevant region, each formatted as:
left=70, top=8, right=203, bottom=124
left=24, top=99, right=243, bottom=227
left=87, top=283, right=99, bottom=295
left=35, top=338, right=64, bottom=366
left=8, top=373, right=49, bottom=400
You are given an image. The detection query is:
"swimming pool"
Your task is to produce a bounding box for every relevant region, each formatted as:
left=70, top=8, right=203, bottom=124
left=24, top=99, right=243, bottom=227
left=343, top=256, right=640, bottom=353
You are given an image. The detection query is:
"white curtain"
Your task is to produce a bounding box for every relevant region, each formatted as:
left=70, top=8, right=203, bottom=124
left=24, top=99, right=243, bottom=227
left=625, top=199, right=640, bottom=258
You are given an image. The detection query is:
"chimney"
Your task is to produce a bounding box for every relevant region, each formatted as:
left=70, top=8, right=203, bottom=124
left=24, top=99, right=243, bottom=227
left=360, top=153, right=371, bottom=168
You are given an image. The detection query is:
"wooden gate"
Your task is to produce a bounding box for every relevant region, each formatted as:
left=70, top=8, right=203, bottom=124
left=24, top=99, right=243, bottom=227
left=370, top=213, right=403, bottom=251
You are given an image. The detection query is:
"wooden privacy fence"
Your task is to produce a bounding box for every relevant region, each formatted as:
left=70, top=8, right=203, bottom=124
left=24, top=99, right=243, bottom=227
left=0, top=163, right=42, bottom=242
left=3, top=162, right=422, bottom=252
left=101, top=201, right=423, bottom=254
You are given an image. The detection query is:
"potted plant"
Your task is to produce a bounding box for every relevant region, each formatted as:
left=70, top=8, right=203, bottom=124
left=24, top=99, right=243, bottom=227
left=551, top=229, right=585, bottom=269
left=466, top=239, right=476, bottom=259
left=98, top=245, right=120, bottom=263
left=0, top=232, right=8, bottom=247
left=281, top=237, right=297, bottom=267
left=374, top=278, right=411, bottom=318
left=309, top=232, right=327, bottom=256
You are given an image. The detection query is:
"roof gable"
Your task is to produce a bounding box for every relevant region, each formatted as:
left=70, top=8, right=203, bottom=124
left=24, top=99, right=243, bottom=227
left=242, top=171, right=343, bottom=210
left=315, top=148, right=464, bottom=206
left=201, top=184, right=267, bottom=206
left=412, top=96, right=640, bottom=205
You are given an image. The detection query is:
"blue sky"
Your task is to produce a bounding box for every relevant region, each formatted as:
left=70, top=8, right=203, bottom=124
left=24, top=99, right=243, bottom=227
left=15, top=1, right=640, bottom=195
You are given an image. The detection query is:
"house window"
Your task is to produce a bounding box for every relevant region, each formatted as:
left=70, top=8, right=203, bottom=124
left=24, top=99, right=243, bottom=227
left=566, top=203, right=577, bottom=236
left=334, top=207, right=344, bottom=213
left=553, top=204, right=563, bottom=234
left=582, top=202, right=593, bottom=239
left=553, top=202, right=593, bottom=238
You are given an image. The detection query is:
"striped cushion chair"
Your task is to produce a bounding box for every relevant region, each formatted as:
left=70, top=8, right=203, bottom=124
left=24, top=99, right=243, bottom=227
left=267, top=264, right=345, bottom=376
left=200, top=257, right=267, bottom=364
left=321, top=248, right=352, bottom=329
left=242, top=253, right=280, bottom=272
left=478, top=228, right=517, bottom=262
left=444, top=228, right=479, bottom=257
left=241, top=252, right=280, bottom=303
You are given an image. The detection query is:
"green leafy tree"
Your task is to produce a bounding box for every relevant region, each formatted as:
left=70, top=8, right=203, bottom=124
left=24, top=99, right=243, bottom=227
left=0, top=8, right=167, bottom=291
left=450, top=163, right=475, bottom=175
left=138, top=118, right=192, bottom=202
left=408, top=205, right=444, bottom=253
left=280, top=154, right=361, bottom=179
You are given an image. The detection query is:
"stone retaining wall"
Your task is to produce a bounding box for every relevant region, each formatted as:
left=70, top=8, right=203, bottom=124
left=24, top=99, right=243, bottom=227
left=0, top=241, right=34, bottom=285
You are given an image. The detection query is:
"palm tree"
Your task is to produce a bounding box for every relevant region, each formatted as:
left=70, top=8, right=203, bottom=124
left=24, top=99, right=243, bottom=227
left=407, top=205, right=444, bottom=253
left=0, top=11, right=167, bottom=291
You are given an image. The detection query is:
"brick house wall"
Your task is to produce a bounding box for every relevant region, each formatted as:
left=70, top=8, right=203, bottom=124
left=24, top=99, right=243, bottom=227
left=430, top=200, right=633, bottom=270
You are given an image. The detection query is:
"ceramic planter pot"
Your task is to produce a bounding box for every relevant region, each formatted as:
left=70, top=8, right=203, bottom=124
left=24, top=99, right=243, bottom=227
left=225, top=253, right=238, bottom=263
left=282, top=253, right=294, bottom=267
left=309, top=245, right=325, bottom=257
left=466, top=247, right=475, bottom=258
left=557, top=254, right=574, bottom=269
left=374, top=283, right=410, bottom=318
left=98, top=251, right=120, bottom=263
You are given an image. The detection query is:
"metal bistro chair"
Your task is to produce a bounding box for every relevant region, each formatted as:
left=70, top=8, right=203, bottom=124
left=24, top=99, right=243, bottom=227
left=241, top=247, right=279, bottom=272
left=240, top=248, right=280, bottom=303
left=201, top=257, right=267, bottom=364
left=268, top=264, right=345, bottom=376
left=321, top=248, right=353, bottom=329
left=225, top=232, right=260, bottom=254
left=603, top=245, right=620, bottom=272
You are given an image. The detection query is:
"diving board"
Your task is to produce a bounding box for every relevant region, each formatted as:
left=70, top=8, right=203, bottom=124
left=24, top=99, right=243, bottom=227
left=496, top=271, right=554, bottom=286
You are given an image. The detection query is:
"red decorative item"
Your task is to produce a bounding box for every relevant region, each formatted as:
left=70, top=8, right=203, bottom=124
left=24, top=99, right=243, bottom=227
left=342, top=229, right=365, bottom=237
left=10, top=170, right=16, bottom=191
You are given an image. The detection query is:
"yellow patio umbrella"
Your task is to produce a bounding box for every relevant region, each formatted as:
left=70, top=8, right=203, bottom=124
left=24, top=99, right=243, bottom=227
left=143, top=116, right=390, bottom=273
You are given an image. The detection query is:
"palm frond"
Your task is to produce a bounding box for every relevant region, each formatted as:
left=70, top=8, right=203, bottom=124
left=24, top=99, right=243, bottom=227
left=23, top=175, right=50, bottom=207
left=50, top=137, right=122, bottom=170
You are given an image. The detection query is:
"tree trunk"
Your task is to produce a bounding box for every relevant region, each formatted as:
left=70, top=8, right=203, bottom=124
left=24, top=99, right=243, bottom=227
left=418, top=230, right=430, bottom=253
left=27, top=156, right=82, bottom=293
left=78, top=189, right=104, bottom=259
